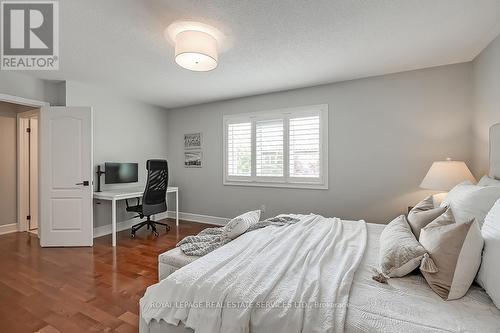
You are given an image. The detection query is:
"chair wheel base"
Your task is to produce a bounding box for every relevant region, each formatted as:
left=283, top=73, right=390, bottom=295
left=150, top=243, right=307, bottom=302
left=130, top=219, right=170, bottom=239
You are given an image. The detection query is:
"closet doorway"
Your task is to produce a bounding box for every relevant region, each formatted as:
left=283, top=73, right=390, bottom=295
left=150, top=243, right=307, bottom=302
left=0, top=94, right=46, bottom=236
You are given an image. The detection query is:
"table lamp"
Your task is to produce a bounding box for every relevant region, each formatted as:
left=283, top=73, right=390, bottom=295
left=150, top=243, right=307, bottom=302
left=420, top=158, right=476, bottom=204
left=421, top=158, right=476, bottom=190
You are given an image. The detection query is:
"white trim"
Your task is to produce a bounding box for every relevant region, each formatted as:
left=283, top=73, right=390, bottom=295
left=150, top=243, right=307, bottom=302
left=166, top=211, right=229, bottom=226
left=17, top=116, right=30, bottom=232
left=16, top=108, right=42, bottom=233
left=223, top=104, right=329, bottom=190
left=222, top=181, right=328, bottom=190
left=93, top=211, right=229, bottom=238
left=0, top=93, right=48, bottom=108
left=0, top=223, right=18, bottom=235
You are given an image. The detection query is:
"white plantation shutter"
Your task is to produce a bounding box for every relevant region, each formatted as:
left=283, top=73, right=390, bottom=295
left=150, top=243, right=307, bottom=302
left=224, top=105, right=328, bottom=188
left=227, top=122, right=252, bottom=176
left=289, top=115, right=320, bottom=178
left=256, top=119, right=284, bottom=177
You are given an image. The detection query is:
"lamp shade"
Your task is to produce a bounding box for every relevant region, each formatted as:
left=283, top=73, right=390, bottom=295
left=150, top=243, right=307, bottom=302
left=420, top=160, right=476, bottom=191
left=174, top=30, right=218, bottom=71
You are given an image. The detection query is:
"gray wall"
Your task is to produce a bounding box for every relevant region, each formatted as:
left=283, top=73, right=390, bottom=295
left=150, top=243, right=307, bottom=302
left=0, top=72, right=63, bottom=105
left=65, top=81, right=170, bottom=228
left=167, top=63, right=473, bottom=224
left=0, top=103, right=18, bottom=226
left=472, top=34, right=500, bottom=176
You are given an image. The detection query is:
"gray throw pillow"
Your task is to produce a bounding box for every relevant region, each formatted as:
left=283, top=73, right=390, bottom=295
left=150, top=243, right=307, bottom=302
left=379, top=215, right=427, bottom=278
left=223, top=210, right=261, bottom=239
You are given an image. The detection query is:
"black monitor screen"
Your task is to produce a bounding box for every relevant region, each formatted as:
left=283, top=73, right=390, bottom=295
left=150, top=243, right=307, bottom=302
left=105, top=163, right=138, bottom=184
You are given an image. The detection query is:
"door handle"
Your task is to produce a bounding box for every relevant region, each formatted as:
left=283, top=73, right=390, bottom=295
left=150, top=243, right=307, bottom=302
left=76, top=181, right=90, bottom=186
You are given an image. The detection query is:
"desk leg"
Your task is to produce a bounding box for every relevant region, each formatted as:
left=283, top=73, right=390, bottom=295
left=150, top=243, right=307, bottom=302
left=176, top=190, right=179, bottom=227
left=112, top=198, right=116, bottom=247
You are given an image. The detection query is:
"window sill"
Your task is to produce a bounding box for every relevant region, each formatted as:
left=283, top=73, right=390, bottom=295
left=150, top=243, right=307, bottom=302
left=223, top=180, right=328, bottom=190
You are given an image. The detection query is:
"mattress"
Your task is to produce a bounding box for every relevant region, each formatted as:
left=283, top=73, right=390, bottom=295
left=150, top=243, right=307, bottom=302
left=141, top=222, right=500, bottom=333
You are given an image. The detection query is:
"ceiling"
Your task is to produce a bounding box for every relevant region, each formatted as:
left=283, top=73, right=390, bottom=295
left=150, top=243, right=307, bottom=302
left=23, top=0, right=500, bottom=109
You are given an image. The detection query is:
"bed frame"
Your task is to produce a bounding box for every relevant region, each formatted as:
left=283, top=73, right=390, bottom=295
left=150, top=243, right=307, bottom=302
left=490, top=123, right=500, bottom=179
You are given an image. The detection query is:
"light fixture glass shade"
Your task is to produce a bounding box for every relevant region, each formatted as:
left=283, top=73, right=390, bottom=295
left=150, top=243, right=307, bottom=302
left=175, top=30, right=218, bottom=71
left=420, top=160, right=476, bottom=191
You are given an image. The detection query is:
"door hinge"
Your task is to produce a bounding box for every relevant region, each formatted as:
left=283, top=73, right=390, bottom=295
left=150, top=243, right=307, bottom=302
left=27, top=215, right=31, bottom=220
left=26, top=128, right=31, bottom=133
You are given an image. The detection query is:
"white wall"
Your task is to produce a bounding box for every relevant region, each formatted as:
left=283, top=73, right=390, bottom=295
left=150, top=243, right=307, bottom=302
left=167, top=63, right=473, bottom=224
left=0, top=103, right=18, bottom=226
left=472, top=34, right=500, bottom=176
left=65, top=81, right=170, bottom=227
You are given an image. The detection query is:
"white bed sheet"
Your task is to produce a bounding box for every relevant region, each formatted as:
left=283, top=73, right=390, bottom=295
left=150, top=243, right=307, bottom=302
left=141, top=223, right=500, bottom=333
left=347, top=223, right=500, bottom=332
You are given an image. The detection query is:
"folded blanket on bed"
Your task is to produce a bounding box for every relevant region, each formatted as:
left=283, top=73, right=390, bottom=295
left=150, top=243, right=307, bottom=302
left=177, top=215, right=300, bottom=256
left=141, top=214, right=367, bottom=333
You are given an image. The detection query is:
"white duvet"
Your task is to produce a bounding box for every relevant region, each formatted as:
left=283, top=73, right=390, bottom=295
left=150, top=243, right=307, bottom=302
left=140, top=214, right=367, bottom=333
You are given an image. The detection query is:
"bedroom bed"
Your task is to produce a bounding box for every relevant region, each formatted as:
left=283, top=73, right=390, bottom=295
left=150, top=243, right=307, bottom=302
left=140, top=124, right=500, bottom=333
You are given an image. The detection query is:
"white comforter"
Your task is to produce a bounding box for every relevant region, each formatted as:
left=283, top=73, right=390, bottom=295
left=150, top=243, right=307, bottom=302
left=140, top=214, right=367, bottom=333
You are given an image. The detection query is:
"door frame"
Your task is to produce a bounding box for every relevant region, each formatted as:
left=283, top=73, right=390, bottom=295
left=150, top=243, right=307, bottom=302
left=0, top=94, right=48, bottom=233
left=18, top=110, right=40, bottom=232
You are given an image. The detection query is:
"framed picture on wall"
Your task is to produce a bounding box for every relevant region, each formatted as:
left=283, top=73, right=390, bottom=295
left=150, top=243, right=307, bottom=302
left=184, top=151, right=202, bottom=168
left=184, top=133, right=202, bottom=150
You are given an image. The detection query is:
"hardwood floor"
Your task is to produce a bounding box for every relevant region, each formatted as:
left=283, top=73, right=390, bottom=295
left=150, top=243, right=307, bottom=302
left=0, top=219, right=211, bottom=333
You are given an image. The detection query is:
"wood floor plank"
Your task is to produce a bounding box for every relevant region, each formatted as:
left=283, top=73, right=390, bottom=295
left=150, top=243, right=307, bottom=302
left=0, top=219, right=210, bottom=332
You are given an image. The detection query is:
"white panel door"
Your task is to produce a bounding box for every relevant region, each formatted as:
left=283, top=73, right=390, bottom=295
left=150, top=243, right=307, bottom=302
left=40, top=107, right=93, bottom=247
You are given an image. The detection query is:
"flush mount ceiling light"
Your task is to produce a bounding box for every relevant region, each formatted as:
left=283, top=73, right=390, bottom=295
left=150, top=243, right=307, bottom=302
left=165, top=21, right=226, bottom=72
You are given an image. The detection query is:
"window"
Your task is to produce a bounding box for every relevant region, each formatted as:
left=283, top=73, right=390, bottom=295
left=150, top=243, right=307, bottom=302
left=223, top=105, right=328, bottom=189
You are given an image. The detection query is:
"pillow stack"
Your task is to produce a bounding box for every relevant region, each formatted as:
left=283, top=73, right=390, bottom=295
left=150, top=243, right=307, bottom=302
left=379, top=182, right=500, bottom=304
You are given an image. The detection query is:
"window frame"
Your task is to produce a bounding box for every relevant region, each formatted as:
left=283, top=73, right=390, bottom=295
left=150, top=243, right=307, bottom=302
left=223, top=104, right=328, bottom=190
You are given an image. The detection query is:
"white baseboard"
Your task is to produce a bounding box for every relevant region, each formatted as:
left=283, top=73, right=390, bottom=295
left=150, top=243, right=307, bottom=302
left=0, top=223, right=18, bottom=235
left=166, top=211, right=229, bottom=226
left=93, top=211, right=228, bottom=238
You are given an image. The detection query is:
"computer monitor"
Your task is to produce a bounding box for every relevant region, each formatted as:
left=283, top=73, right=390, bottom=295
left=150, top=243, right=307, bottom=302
left=105, top=162, right=138, bottom=184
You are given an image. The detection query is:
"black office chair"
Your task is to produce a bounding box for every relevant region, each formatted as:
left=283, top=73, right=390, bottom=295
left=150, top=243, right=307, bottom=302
left=127, top=159, right=171, bottom=238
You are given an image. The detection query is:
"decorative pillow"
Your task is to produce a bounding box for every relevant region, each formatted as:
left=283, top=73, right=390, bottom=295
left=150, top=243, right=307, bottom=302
left=408, top=196, right=447, bottom=239
left=477, top=175, right=500, bottom=187
left=419, top=209, right=483, bottom=300
left=441, top=182, right=500, bottom=227
left=476, top=198, right=500, bottom=309
left=223, top=210, right=261, bottom=239
left=379, top=215, right=427, bottom=278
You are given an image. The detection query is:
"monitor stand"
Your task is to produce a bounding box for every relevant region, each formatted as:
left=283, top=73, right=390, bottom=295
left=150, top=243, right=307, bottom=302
left=96, top=165, right=105, bottom=192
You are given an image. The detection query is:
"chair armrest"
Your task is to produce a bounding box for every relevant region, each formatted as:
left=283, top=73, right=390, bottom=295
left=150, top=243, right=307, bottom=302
left=125, top=197, right=141, bottom=208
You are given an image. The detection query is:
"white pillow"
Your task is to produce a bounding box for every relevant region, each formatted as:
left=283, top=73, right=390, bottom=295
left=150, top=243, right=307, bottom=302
left=478, top=175, right=500, bottom=187
left=477, top=198, right=500, bottom=309
left=224, top=210, right=261, bottom=239
left=441, top=182, right=500, bottom=227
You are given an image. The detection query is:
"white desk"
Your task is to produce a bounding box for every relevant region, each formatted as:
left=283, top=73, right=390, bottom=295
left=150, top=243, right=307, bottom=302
left=93, top=187, right=179, bottom=246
